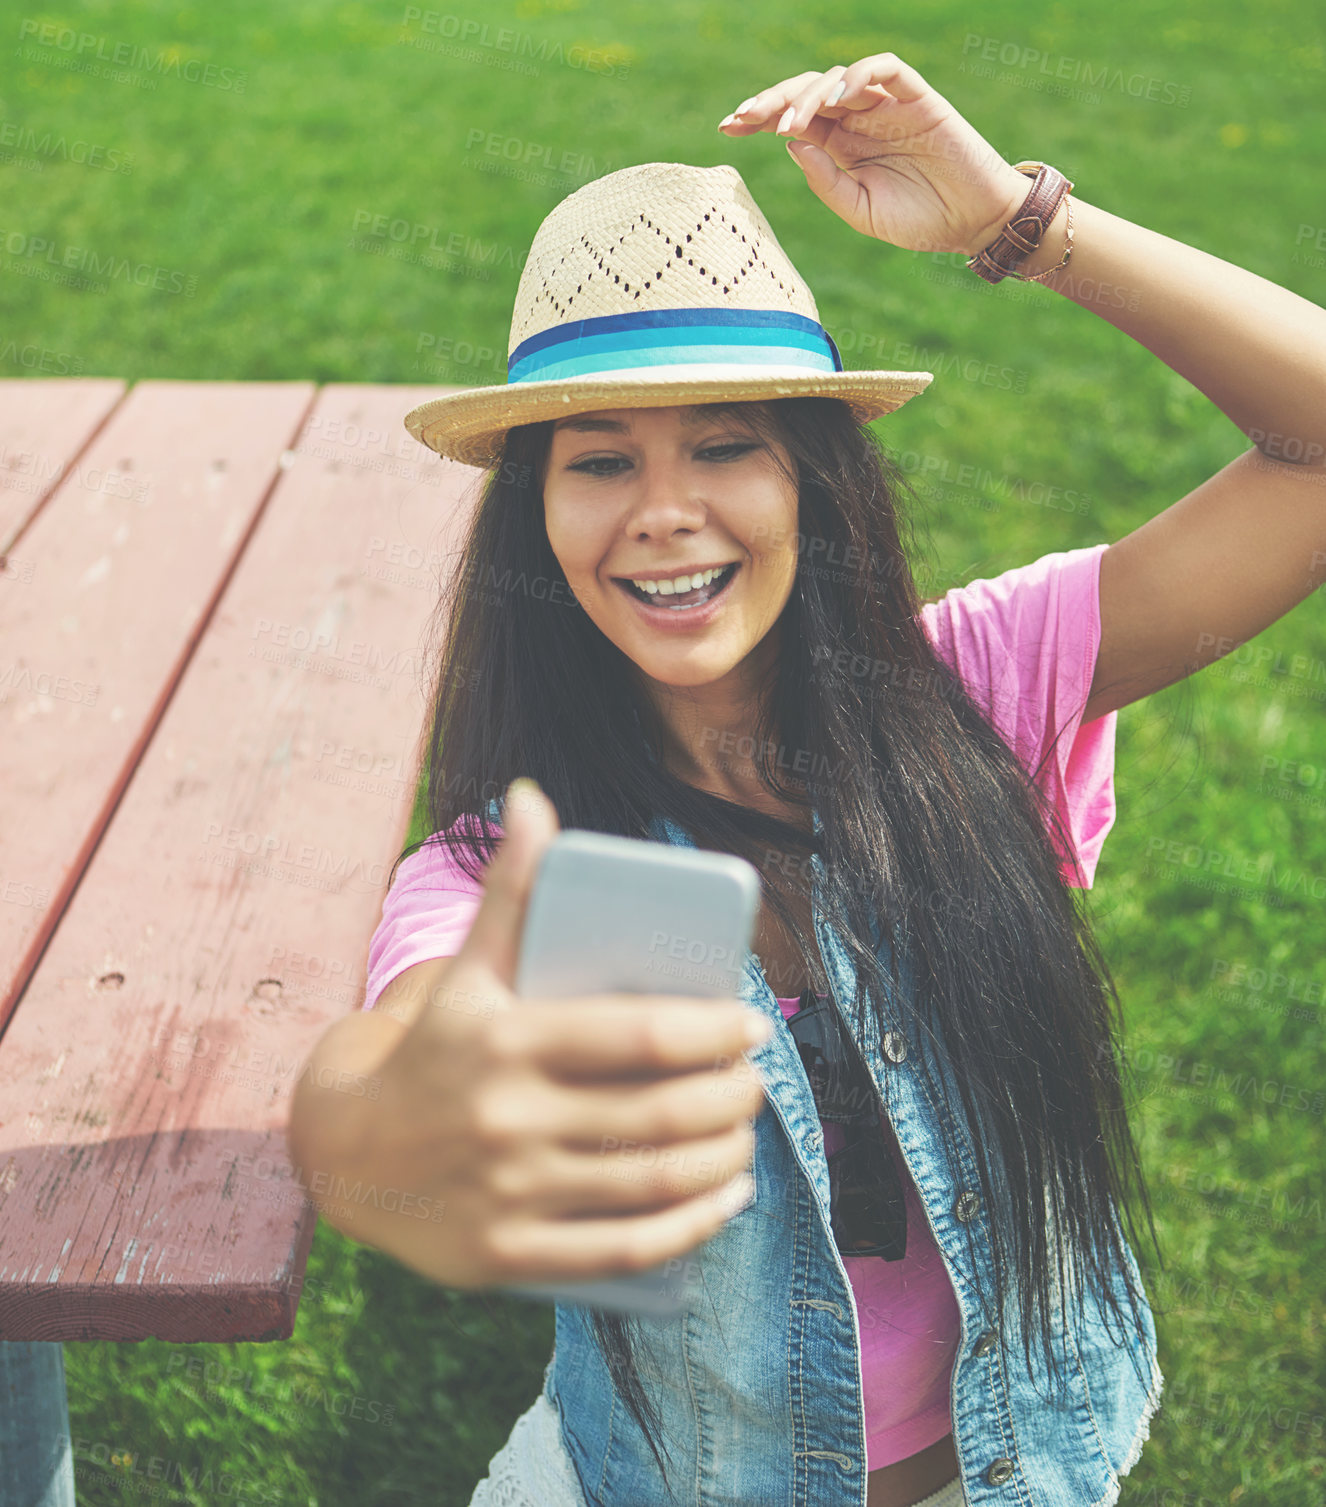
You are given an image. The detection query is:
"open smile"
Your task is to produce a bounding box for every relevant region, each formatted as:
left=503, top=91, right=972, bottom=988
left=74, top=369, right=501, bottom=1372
left=611, top=562, right=741, bottom=627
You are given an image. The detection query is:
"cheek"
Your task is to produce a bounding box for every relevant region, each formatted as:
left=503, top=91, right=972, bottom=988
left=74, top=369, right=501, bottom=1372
left=545, top=506, right=602, bottom=569
left=751, top=534, right=799, bottom=592
left=543, top=507, right=590, bottom=580
left=749, top=485, right=799, bottom=570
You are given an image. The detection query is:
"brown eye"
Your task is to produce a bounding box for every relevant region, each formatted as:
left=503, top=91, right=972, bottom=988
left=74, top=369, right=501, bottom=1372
left=567, top=455, right=625, bottom=477
left=567, top=442, right=758, bottom=477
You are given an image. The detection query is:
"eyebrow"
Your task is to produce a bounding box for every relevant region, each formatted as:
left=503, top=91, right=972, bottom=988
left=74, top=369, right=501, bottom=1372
left=551, top=406, right=737, bottom=436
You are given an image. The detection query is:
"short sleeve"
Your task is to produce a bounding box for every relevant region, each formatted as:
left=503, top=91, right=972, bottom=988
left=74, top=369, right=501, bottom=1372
left=360, top=818, right=497, bottom=1010
left=917, top=543, right=1116, bottom=888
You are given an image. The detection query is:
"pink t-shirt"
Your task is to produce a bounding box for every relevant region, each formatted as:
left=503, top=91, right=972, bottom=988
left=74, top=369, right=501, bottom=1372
left=358, top=542, right=1117, bottom=1469
left=775, top=990, right=961, bottom=1467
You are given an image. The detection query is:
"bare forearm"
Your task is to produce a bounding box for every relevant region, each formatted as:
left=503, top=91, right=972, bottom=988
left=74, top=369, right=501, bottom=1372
left=973, top=191, right=1326, bottom=466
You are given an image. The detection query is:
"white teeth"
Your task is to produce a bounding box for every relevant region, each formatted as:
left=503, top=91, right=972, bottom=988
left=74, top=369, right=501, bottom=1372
left=629, top=565, right=731, bottom=595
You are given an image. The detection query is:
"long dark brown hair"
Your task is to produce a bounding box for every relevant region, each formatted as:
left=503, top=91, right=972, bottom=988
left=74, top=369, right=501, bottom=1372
left=394, top=396, right=1165, bottom=1498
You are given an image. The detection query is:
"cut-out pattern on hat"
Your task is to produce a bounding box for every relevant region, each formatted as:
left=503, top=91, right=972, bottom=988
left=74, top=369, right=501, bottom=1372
left=523, top=212, right=805, bottom=332
left=508, top=165, right=823, bottom=358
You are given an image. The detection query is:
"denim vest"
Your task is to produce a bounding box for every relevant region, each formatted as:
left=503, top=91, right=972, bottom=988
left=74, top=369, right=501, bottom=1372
left=506, top=801, right=1163, bottom=1507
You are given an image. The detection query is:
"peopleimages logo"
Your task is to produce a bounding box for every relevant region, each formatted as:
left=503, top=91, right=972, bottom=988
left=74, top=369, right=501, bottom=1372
left=16, top=20, right=248, bottom=93
left=958, top=33, right=1191, bottom=107
left=0, top=227, right=196, bottom=295
left=0, top=660, right=99, bottom=707
left=0, top=120, right=134, bottom=174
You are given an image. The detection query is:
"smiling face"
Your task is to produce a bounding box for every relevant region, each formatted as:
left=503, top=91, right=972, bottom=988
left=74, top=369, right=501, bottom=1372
left=541, top=403, right=801, bottom=699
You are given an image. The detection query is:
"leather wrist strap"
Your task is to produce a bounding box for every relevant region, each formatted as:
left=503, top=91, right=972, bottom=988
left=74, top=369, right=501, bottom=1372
left=966, top=161, right=1074, bottom=284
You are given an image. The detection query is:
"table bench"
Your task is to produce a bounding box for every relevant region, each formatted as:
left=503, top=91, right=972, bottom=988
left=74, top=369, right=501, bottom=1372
left=0, top=377, right=478, bottom=1503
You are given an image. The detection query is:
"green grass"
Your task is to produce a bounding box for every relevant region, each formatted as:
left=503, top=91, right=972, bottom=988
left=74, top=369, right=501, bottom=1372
left=7, top=1, right=1324, bottom=1502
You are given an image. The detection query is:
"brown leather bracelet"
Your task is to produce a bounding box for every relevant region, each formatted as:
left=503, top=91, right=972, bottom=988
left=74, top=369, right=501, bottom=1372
left=966, top=161, right=1074, bottom=284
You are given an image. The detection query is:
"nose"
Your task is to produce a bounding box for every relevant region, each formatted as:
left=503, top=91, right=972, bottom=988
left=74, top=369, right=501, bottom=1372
left=620, top=451, right=709, bottom=543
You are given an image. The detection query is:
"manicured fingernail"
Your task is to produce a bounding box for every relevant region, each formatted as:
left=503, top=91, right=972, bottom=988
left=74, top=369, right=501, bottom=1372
left=734, top=96, right=756, bottom=116
left=777, top=105, right=795, bottom=134
left=718, top=112, right=735, bottom=127
left=828, top=81, right=846, bottom=105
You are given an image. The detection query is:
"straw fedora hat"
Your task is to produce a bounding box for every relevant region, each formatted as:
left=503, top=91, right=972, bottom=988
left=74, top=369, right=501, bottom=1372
left=402, top=161, right=934, bottom=470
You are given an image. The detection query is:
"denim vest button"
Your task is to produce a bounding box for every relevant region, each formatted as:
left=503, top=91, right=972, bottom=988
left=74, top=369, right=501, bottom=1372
left=881, top=1029, right=907, bottom=1063
left=972, top=1329, right=998, bottom=1357
left=954, top=1191, right=982, bottom=1222
left=985, top=1457, right=1016, bottom=1485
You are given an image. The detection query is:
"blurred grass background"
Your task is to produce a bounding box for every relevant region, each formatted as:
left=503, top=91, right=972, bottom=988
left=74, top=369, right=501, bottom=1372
left=4, top=0, right=1325, bottom=1502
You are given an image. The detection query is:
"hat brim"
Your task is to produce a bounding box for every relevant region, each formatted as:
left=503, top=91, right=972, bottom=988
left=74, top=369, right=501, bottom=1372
left=403, top=365, right=934, bottom=470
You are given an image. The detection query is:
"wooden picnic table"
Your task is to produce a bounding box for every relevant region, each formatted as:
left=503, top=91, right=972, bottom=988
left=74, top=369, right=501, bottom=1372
left=0, top=375, right=477, bottom=1497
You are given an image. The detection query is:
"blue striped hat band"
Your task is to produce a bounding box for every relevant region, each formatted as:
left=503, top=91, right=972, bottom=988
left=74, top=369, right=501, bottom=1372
left=507, top=306, right=844, bottom=385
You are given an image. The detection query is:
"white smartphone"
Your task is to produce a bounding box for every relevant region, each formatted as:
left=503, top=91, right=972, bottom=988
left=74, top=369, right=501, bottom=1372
left=501, top=827, right=762, bottom=1318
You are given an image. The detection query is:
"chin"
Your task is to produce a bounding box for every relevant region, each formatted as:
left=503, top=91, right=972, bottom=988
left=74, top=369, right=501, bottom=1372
left=632, top=652, right=730, bottom=680
left=626, top=649, right=739, bottom=687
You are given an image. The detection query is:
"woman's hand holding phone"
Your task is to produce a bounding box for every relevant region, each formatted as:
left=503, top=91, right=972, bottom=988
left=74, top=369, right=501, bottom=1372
left=331, top=782, right=772, bottom=1292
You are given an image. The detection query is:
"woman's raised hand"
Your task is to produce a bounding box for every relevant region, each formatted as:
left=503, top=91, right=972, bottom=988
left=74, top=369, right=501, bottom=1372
left=319, top=781, right=771, bottom=1293
left=719, top=52, right=1034, bottom=259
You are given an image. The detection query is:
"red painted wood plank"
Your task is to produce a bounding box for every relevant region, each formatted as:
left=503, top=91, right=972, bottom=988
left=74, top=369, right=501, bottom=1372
left=0, top=383, right=477, bottom=1341
left=0, top=378, right=129, bottom=560
left=0, top=380, right=318, bottom=1037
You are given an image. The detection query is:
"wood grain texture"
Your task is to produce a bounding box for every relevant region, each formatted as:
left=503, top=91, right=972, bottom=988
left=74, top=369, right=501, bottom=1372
left=0, top=377, right=128, bottom=560
left=0, top=381, right=479, bottom=1341
left=0, top=380, right=318, bottom=1034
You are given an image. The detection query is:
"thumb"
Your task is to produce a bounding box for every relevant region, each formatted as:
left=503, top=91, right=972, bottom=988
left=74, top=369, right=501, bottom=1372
left=786, top=138, right=868, bottom=235
left=787, top=136, right=836, bottom=185
left=457, top=778, right=561, bottom=991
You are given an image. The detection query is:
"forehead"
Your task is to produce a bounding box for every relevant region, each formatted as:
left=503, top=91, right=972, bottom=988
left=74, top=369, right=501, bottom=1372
left=550, top=405, right=751, bottom=438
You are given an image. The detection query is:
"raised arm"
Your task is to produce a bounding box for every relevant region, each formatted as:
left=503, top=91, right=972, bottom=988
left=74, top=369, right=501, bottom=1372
left=718, top=53, right=1326, bottom=723
left=971, top=188, right=1326, bottom=723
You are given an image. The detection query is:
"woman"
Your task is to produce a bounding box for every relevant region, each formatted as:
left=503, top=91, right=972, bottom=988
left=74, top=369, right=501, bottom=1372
left=287, top=52, right=1326, bottom=1507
